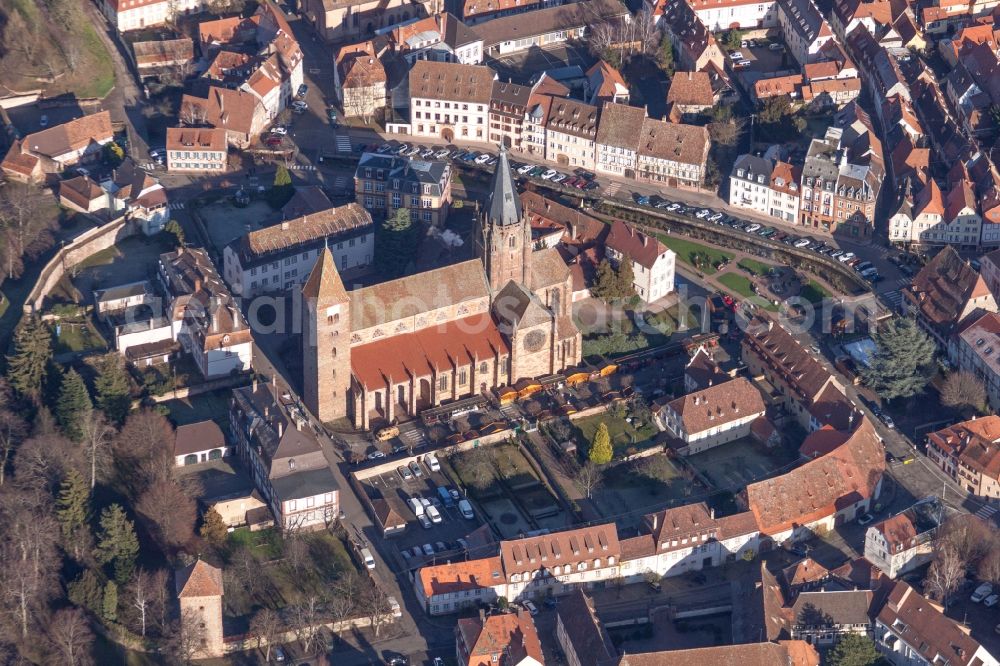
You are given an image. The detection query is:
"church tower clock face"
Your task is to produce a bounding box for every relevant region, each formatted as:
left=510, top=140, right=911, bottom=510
left=523, top=329, right=546, bottom=353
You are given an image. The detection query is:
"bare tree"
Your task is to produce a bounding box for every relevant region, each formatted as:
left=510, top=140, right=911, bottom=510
left=978, top=545, right=1000, bottom=587
left=288, top=594, right=325, bottom=654
left=179, top=100, right=208, bottom=126
left=362, top=583, right=393, bottom=638
left=129, top=569, right=155, bottom=638
left=925, top=543, right=966, bottom=606
left=0, top=182, right=57, bottom=280
left=113, top=410, right=174, bottom=499
left=284, top=534, right=310, bottom=575
left=148, top=568, right=170, bottom=635
left=0, top=489, right=60, bottom=640
left=941, top=371, right=987, bottom=413
left=575, top=461, right=604, bottom=499
left=80, top=412, right=114, bottom=490
left=249, top=607, right=284, bottom=661
left=48, top=607, right=94, bottom=666
left=938, top=514, right=992, bottom=568
left=135, top=479, right=197, bottom=551
left=168, top=608, right=207, bottom=665
left=709, top=115, right=747, bottom=146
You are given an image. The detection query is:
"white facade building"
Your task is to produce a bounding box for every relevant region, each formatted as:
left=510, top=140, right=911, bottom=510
left=605, top=220, right=675, bottom=303
left=102, top=0, right=203, bottom=32
left=408, top=61, right=493, bottom=142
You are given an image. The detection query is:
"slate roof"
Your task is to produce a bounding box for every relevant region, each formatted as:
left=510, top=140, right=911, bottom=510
left=556, top=590, right=616, bottom=666
left=486, top=145, right=521, bottom=227
left=174, top=420, right=226, bottom=456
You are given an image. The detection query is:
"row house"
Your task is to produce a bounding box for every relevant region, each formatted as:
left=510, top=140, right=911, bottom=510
left=939, top=22, right=1000, bottom=67
left=555, top=591, right=616, bottom=666
left=101, top=0, right=203, bottom=32
left=944, top=42, right=1000, bottom=138
left=729, top=154, right=802, bottom=223
left=489, top=81, right=531, bottom=150
left=408, top=60, right=494, bottom=143
left=460, top=0, right=562, bottom=24
left=953, top=312, right=1000, bottom=411
left=863, top=501, right=940, bottom=579
left=354, top=152, right=453, bottom=226
left=595, top=103, right=646, bottom=179
left=901, top=246, right=997, bottom=348
left=333, top=41, right=387, bottom=120
left=926, top=415, right=1000, bottom=499
left=653, top=0, right=726, bottom=72
left=685, top=0, right=777, bottom=30
left=665, top=71, right=714, bottom=121
left=474, top=0, right=625, bottom=57
left=387, top=12, right=484, bottom=65
left=777, top=0, right=835, bottom=66
left=875, top=581, right=999, bottom=666
left=788, top=590, right=873, bottom=648
left=230, top=379, right=340, bottom=531
left=655, top=377, right=765, bottom=454
left=2, top=111, right=114, bottom=183
left=223, top=202, right=374, bottom=298
left=635, top=118, right=710, bottom=189
left=166, top=127, right=228, bottom=173
left=830, top=0, right=892, bottom=41
left=605, top=220, right=676, bottom=303
left=545, top=98, right=600, bottom=171
left=520, top=75, right=570, bottom=159
left=302, top=0, right=428, bottom=43
left=889, top=175, right=981, bottom=249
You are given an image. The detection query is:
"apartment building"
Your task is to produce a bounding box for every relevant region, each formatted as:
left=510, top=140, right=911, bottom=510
left=521, top=76, right=570, bottom=158
left=166, top=127, right=228, bottom=173
left=474, top=0, right=624, bottom=56
left=354, top=152, right=452, bottom=225
left=489, top=81, right=530, bottom=150
left=594, top=103, right=645, bottom=178
left=333, top=41, right=387, bottom=120
left=101, top=0, right=203, bottom=32
left=586, top=61, right=629, bottom=107
left=455, top=611, right=543, bottom=666
left=544, top=98, right=600, bottom=170
left=230, top=380, right=339, bottom=531
left=890, top=176, right=982, bottom=249
left=460, top=0, right=562, bottom=24
left=223, top=202, right=374, bottom=298
left=158, top=247, right=253, bottom=378
left=58, top=158, right=169, bottom=235
left=408, top=60, right=494, bottom=143
left=635, top=118, right=709, bottom=189
left=387, top=12, right=484, bottom=65
left=655, top=377, right=765, bottom=454
left=653, top=0, right=726, bottom=72
left=605, top=220, right=675, bottom=303
left=926, top=416, right=1000, bottom=499
left=769, top=161, right=802, bottom=223
left=864, top=502, right=939, bottom=579
left=555, top=591, right=616, bottom=666
left=301, top=0, right=425, bottom=43
left=776, top=0, right=835, bottom=66
left=729, top=154, right=774, bottom=214
left=685, top=0, right=778, bottom=30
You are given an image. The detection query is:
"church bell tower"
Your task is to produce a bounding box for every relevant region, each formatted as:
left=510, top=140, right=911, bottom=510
left=477, top=144, right=531, bottom=291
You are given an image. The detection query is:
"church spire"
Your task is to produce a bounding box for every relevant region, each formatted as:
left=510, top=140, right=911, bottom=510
left=485, top=143, right=522, bottom=227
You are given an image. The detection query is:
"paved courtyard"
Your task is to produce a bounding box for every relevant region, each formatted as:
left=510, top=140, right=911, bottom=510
left=686, top=438, right=798, bottom=491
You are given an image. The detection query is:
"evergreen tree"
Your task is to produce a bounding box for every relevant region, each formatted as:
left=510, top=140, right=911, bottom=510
left=199, top=508, right=229, bottom=549
left=616, top=259, right=636, bottom=298
left=658, top=34, right=674, bottom=74
left=375, top=207, right=418, bottom=277
left=589, top=422, right=613, bottom=465
left=56, top=368, right=93, bottom=441
left=95, top=504, right=139, bottom=584
left=163, top=219, right=185, bottom=248
left=94, top=353, right=132, bottom=425
left=56, top=468, right=91, bottom=539
left=103, top=580, right=118, bottom=622
left=267, top=165, right=294, bottom=208
left=68, top=569, right=105, bottom=615
left=6, top=317, right=52, bottom=400
left=591, top=259, right=617, bottom=300
left=826, top=634, right=880, bottom=666
left=862, top=318, right=936, bottom=401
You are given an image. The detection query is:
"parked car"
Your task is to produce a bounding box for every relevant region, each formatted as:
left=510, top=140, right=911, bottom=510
left=857, top=513, right=874, bottom=526
left=522, top=600, right=539, bottom=616
left=541, top=169, right=558, bottom=179
left=729, top=51, right=744, bottom=60
left=769, top=42, right=784, bottom=51
left=635, top=195, right=650, bottom=205
left=475, top=153, right=492, bottom=164
left=973, top=583, right=994, bottom=603
left=745, top=223, right=761, bottom=233
left=733, top=60, right=751, bottom=70
left=397, top=465, right=413, bottom=481
left=434, top=148, right=450, bottom=159
left=551, top=173, right=567, bottom=183
left=39, top=115, right=49, bottom=128
left=411, top=546, right=423, bottom=558
left=518, top=164, right=534, bottom=174
left=274, top=645, right=287, bottom=662
left=409, top=461, right=423, bottom=477
left=291, top=100, right=308, bottom=112
left=986, top=594, right=1000, bottom=607
left=839, top=252, right=856, bottom=262
left=327, top=108, right=337, bottom=124
left=297, top=83, right=308, bottom=97
left=421, top=543, right=435, bottom=557
left=361, top=547, right=375, bottom=570
left=695, top=209, right=711, bottom=218
left=435, top=541, right=448, bottom=552
left=880, top=413, right=895, bottom=429
left=418, top=514, right=432, bottom=529
left=708, top=212, right=724, bottom=222
left=366, top=451, right=386, bottom=460
left=829, top=249, right=843, bottom=259
left=529, top=166, right=547, bottom=177
left=793, top=238, right=812, bottom=248
left=375, top=425, right=399, bottom=441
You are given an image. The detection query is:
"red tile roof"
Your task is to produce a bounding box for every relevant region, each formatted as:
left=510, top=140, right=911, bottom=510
left=419, top=556, right=502, bottom=598
left=457, top=610, right=543, bottom=666
left=606, top=220, right=669, bottom=270
left=175, top=559, right=224, bottom=597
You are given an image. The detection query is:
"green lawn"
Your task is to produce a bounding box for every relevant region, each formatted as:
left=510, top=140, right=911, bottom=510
left=51, top=320, right=107, bottom=354
left=77, top=20, right=115, bottom=99
left=718, top=274, right=778, bottom=311
left=656, top=235, right=733, bottom=275
left=800, top=280, right=831, bottom=304
left=644, top=303, right=701, bottom=336
left=573, top=413, right=658, bottom=458
left=738, top=258, right=775, bottom=276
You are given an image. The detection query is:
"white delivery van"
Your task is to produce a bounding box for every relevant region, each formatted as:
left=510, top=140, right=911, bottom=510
left=361, top=547, right=376, bottom=570
left=458, top=499, right=474, bottom=520
left=427, top=505, right=443, bottom=524
left=409, top=497, right=424, bottom=516
left=426, top=453, right=441, bottom=472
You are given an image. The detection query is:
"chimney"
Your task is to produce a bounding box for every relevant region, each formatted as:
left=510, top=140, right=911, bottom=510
left=253, top=376, right=258, bottom=392
left=277, top=420, right=283, bottom=437
left=281, top=220, right=289, bottom=230
left=710, top=507, right=715, bottom=519
left=194, top=276, right=202, bottom=293
left=479, top=608, right=486, bottom=623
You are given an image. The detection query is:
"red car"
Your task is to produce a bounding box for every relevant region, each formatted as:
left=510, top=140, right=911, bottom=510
left=265, top=136, right=282, bottom=147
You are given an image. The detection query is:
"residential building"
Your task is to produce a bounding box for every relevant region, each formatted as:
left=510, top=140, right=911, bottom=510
left=555, top=590, right=616, bottom=666
left=101, top=0, right=203, bottom=32
left=544, top=98, right=600, bottom=170
left=605, top=220, right=675, bottom=303
left=901, top=245, right=997, bottom=347
left=230, top=379, right=340, bottom=531
left=777, top=0, right=835, bottom=65
left=521, top=75, right=570, bottom=158
left=474, top=0, right=625, bottom=57
left=926, top=416, right=1000, bottom=499
left=460, top=0, right=562, bottom=24
left=608, top=642, right=819, bottom=666
left=179, top=87, right=267, bottom=149
left=456, top=610, right=544, bottom=666
left=655, top=377, right=765, bottom=454
left=788, top=590, right=872, bottom=647
left=684, top=346, right=732, bottom=393
left=770, top=161, right=802, bottom=223
left=387, top=13, right=484, bottom=65
left=409, top=60, right=494, bottom=143
left=59, top=158, right=169, bottom=234
left=354, top=152, right=452, bottom=226
left=223, top=202, right=374, bottom=298
left=830, top=0, right=892, bottom=41
left=864, top=502, right=940, bottom=578
left=489, top=81, right=531, bottom=149
left=875, top=581, right=999, bottom=666
left=166, top=127, right=228, bottom=173
left=333, top=41, right=387, bottom=120
left=686, top=0, right=778, bottom=30
left=635, top=118, right=709, bottom=189
left=301, top=0, right=428, bottom=43
left=132, top=38, right=194, bottom=76
left=174, top=420, right=231, bottom=466
left=594, top=102, right=645, bottom=179
left=741, top=416, right=884, bottom=544
left=158, top=247, right=253, bottom=378
left=729, top=154, right=775, bottom=214
left=586, top=61, right=629, bottom=106
left=981, top=247, right=1000, bottom=299
left=666, top=71, right=714, bottom=121
left=890, top=176, right=982, bottom=249
left=1, top=111, right=114, bottom=183
left=653, top=0, right=726, bottom=72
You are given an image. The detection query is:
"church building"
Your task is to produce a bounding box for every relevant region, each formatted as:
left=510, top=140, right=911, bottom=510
left=301, top=147, right=581, bottom=429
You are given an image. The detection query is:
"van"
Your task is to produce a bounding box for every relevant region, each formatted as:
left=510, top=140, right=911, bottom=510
left=437, top=486, right=455, bottom=507
left=387, top=595, right=402, bottom=618
left=427, top=505, right=443, bottom=524
left=375, top=425, right=399, bottom=442
left=361, top=547, right=376, bottom=570
left=426, top=453, right=441, bottom=472
left=459, top=499, right=474, bottom=520
left=409, top=497, right=424, bottom=517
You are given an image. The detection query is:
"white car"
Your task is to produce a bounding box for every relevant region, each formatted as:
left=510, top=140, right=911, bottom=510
left=551, top=173, right=566, bottom=183
left=541, top=169, right=557, bottom=180
left=708, top=213, right=723, bottom=222
left=769, top=43, right=784, bottom=51
left=475, top=153, right=492, bottom=164
left=730, top=51, right=744, bottom=60
left=793, top=238, right=812, bottom=248
left=518, top=164, right=534, bottom=174
left=972, top=583, right=994, bottom=603
left=271, top=126, right=288, bottom=136
left=291, top=100, right=308, bottom=111
left=434, top=149, right=450, bottom=159
left=838, top=252, right=856, bottom=262
left=695, top=209, right=710, bottom=219
left=746, top=223, right=761, bottom=233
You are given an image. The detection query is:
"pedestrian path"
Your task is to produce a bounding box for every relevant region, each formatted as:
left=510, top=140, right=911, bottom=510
left=976, top=504, right=997, bottom=520
left=881, top=290, right=903, bottom=310
left=336, top=134, right=352, bottom=153
left=139, top=162, right=158, bottom=171
left=169, top=202, right=185, bottom=210
left=287, top=163, right=317, bottom=171
left=604, top=181, right=621, bottom=197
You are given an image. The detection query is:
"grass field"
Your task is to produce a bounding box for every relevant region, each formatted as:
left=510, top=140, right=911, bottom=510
left=656, top=235, right=733, bottom=275
left=573, top=413, right=658, bottom=458
left=51, top=320, right=107, bottom=354
left=644, top=303, right=701, bottom=336
left=800, top=280, right=831, bottom=303
left=738, top=258, right=775, bottom=276
left=718, top=274, right=778, bottom=311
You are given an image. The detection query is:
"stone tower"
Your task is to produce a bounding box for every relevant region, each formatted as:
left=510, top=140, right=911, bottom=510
left=301, top=247, right=352, bottom=424
left=175, top=559, right=225, bottom=659
left=477, top=144, right=531, bottom=291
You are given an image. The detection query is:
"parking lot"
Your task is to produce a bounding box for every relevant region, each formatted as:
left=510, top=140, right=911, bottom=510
left=360, top=456, right=485, bottom=571
left=487, top=42, right=595, bottom=86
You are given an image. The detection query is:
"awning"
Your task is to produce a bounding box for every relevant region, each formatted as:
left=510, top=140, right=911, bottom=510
left=496, top=387, right=518, bottom=404
left=599, top=364, right=618, bottom=377
left=566, top=372, right=590, bottom=386
left=517, top=383, right=542, bottom=399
